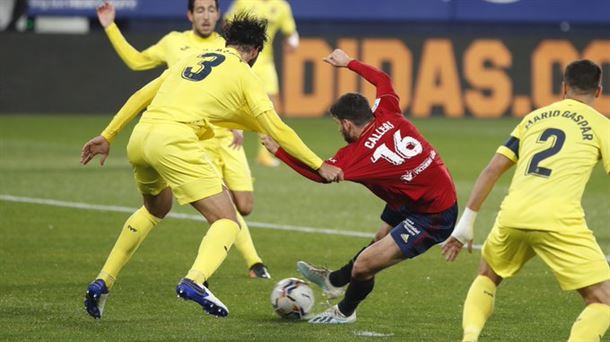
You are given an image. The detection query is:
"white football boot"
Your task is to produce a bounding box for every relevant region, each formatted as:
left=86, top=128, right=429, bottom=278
left=308, top=305, right=356, bottom=324
left=296, top=261, right=345, bottom=299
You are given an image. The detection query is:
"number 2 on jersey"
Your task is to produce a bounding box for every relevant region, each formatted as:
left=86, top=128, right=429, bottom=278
left=182, top=53, right=226, bottom=82
left=526, top=128, right=566, bottom=177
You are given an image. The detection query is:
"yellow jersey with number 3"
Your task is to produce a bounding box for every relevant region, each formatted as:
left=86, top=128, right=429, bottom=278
left=142, top=47, right=273, bottom=132
left=495, top=99, right=610, bottom=232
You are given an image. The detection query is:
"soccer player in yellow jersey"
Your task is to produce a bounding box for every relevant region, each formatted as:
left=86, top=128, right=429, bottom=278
left=225, top=0, right=300, bottom=167
left=442, top=60, right=610, bottom=342
left=97, top=0, right=271, bottom=279
left=81, top=13, right=343, bottom=319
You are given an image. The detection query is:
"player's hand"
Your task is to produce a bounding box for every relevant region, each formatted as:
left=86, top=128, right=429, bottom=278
left=442, top=210, right=476, bottom=262
left=318, top=162, right=344, bottom=183
left=323, top=49, right=353, bottom=68
left=261, top=135, right=279, bottom=154
left=81, top=135, right=111, bottom=166
left=229, top=130, right=244, bottom=150
left=96, top=1, right=116, bottom=28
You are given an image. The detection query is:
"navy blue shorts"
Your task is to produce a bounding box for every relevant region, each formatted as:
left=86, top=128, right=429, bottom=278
left=386, top=203, right=458, bottom=259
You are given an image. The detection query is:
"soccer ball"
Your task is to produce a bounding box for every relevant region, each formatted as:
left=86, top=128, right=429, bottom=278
left=270, top=278, right=315, bottom=319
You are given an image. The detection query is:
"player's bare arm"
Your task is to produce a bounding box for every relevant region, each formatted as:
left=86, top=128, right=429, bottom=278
left=442, top=153, right=514, bottom=262
left=81, top=135, right=111, bottom=166
left=96, top=1, right=115, bottom=28
left=323, top=49, right=354, bottom=68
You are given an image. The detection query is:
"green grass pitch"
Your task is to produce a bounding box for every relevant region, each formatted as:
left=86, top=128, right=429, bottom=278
left=0, top=115, right=608, bottom=341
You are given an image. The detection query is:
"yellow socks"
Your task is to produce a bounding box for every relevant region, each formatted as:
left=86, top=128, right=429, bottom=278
left=568, top=303, right=610, bottom=342
left=233, top=212, right=263, bottom=269
left=462, top=275, right=497, bottom=342
left=186, top=218, right=240, bottom=284
left=98, top=206, right=161, bottom=289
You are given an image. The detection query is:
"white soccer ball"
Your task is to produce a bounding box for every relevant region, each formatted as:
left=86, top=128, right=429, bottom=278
left=270, top=277, right=315, bottom=319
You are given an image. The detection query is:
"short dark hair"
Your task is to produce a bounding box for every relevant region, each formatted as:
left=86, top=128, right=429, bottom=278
left=564, top=59, right=602, bottom=95
left=330, top=93, right=374, bottom=126
left=188, top=0, right=219, bottom=12
left=222, top=12, right=268, bottom=52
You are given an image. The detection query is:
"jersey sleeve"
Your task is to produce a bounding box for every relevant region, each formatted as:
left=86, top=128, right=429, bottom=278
left=256, top=111, right=324, bottom=170
left=275, top=148, right=326, bottom=183
left=279, top=3, right=297, bottom=35
left=104, top=23, right=164, bottom=70
left=347, top=60, right=400, bottom=113
left=496, top=119, right=524, bottom=162
left=100, top=71, right=167, bottom=142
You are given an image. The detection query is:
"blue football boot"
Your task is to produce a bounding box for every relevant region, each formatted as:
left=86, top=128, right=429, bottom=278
left=176, top=278, right=229, bottom=317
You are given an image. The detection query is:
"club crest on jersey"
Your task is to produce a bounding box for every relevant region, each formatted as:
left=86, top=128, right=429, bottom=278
left=364, top=121, right=395, bottom=149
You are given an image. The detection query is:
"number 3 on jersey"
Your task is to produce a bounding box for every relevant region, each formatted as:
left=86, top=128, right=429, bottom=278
left=182, top=53, right=226, bottom=82
left=371, top=130, right=423, bottom=165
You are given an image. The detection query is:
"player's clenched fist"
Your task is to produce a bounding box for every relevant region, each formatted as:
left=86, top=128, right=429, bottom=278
left=96, top=1, right=116, bottom=28
left=318, top=163, right=344, bottom=183
left=323, top=49, right=353, bottom=68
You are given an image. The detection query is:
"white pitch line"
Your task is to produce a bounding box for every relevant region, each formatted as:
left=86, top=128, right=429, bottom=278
left=0, top=194, right=374, bottom=239
left=15, top=194, right=610, bottom=260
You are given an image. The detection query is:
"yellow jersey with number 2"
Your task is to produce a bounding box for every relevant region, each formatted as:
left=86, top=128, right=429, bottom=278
left=495, top=99, right=610, bottom=232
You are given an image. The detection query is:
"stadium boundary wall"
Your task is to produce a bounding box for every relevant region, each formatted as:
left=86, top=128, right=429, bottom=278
left=0, top=24, right=608, bottom=116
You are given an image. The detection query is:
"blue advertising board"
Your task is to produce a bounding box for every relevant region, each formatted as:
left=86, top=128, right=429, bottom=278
left=27, top=0, right=610, bottom=24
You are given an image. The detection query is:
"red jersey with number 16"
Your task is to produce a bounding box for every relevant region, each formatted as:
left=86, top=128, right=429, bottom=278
left=275, top=60, right=456, bottom=214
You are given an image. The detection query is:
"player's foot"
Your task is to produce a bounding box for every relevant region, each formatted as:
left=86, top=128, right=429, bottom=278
left=248, top=263, right=271, bottom=279
left=84, top=279, right=109, bottom=319
left=296, top=261, right=344, bottom=299
left=308, top=305, right=356, bottom=324
left=176, top=278, right=229, bottom=317
left=256, top=149, right=280, bottom=167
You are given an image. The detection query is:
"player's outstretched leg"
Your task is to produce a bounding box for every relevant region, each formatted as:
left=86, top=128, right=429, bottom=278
left=176, top=278, right=229, bottom=317
left=297, top=261, right=345, bottom=299
left=327, top=243, right=372, bottom=288
left=308, top=304, right=356, bottom=324
left=84, top=279, right=109, bottom=319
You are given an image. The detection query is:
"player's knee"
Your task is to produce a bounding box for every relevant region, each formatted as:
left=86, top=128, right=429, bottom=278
left=234, top=193, right=254, bottom=216
left=478, top=260, right=503, bottom=286
left=236, top=201, right=253, bottom=216
left=580, top=280, right=610, bottom=306
left=146, top=204, right=171, bottom=219
left=351, top=258, right=373, bottom=281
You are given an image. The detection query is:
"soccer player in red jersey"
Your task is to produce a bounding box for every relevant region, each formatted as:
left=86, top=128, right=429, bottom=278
left=262, top=49, right=458, bottom=324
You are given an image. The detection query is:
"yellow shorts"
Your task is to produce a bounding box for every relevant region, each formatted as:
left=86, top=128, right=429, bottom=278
left=126, top=119, right=223, bottom=205
left=482, top=223, right=610, bottom=291
left=201, top=130, right=253, bottom=192
left=252, top=61, right=279, bottom=96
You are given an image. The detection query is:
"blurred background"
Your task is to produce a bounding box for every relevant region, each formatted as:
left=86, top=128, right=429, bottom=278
left=0, top=0, right=609, bottom=117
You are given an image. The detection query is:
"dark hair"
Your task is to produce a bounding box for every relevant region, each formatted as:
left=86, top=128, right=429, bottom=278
left=564, top=59, right=602, bottom=95
left=222, top=12, right=268, bottom=52
left=188, top=0, right=219, bottom=12
left=330, top=93, right=374, bottom=126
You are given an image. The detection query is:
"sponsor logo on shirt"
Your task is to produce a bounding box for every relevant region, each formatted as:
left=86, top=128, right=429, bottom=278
left=400, top=150, right=436, bottom=182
